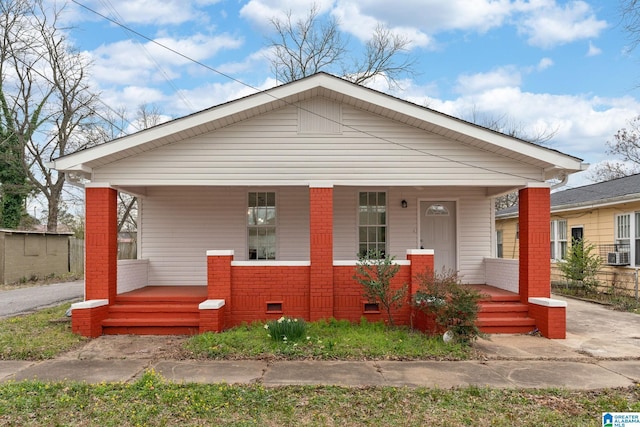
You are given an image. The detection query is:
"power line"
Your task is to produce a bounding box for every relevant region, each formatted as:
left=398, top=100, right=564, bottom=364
left=71, top=0, right=582, bottom=184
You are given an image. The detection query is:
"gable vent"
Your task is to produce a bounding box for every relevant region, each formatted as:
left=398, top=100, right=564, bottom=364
left=298, top=98, right=342, bottom=134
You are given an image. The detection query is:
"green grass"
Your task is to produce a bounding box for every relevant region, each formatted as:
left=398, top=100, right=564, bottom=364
left=0, top=370, right=638, bottom=426
left=0, top=303, right=86, bottom=360
left=186, top=318, right=473, bottom=360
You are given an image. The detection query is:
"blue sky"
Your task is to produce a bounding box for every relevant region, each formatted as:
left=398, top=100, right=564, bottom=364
left=58, top=0, right=640, bottom=187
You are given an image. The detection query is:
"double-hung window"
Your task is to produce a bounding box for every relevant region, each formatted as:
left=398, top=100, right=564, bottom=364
left=636, top=213, right=640, bottom=265
left=550, top=219, right=567, bottom=261
left=358, top=192, right=386, bottom=257
left=616, top=213, right=631, bottom=251
left=496, top=230, right=503, bottom=258
left=247, top=192, right=276, bottom=260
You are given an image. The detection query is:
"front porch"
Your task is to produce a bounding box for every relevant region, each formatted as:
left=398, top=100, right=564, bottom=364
left=71, top=185, right=566, bottom=339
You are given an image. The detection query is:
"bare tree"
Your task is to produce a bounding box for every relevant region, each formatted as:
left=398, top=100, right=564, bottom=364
left=266, top=4, right=415, bottom=88
left=589, top=115, right=640, bottom=181
left=621, top=0, right=640, bottom=51
left=460, top=107, right=559, bottom=210
left=1, top=0, right=99, bottom=231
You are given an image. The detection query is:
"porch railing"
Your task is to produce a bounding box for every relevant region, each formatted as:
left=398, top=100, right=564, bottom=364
left=484, top=257, right=519, bottom=294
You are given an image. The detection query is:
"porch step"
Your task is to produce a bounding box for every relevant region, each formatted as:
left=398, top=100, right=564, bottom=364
left=102, top=301, right=202, bottom=336
left=478, top=302, right=529, bottom=318
left=476, top=297, right=537, bottom=334
left=476, top=317, right=537, bottom=334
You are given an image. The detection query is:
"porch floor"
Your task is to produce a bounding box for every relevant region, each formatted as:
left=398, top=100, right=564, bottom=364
left=117, top=286, right=208, bottom=302
left=466, top=284, right=520, bottom=301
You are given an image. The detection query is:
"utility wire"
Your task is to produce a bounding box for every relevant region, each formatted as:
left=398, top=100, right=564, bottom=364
left=72, top=0, right=590, bottom=185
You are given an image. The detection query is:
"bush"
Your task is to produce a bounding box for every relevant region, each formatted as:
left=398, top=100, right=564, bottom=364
left=264, top=316, right=307, bottom=342
left=413, top=268, right=482, bottom=345
left=353, top=250, right=408, bottom=327
left=558, top=239, right=602, bottom=294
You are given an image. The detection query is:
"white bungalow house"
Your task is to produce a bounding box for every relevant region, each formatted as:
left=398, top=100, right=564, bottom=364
left=50, top=73, right=585, bottom=338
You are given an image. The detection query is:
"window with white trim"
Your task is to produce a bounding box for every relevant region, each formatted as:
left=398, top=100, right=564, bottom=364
left=496, top=230, right=503, bottom=258
left=247, top=192, right=276, bottom=260
left=550, top=219, right=567, bottom=261
left=616, top=213, right=631, bottom=249
left=358, top=192, right=386, bottom=257
left=636, top=212, right=640, bottom=265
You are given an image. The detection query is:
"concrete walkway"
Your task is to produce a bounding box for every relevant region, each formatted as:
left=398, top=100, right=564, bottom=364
left=1, top=292, right=639, bottom=389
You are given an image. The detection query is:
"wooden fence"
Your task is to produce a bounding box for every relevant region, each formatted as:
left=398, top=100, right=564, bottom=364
left=69, top=237, right=84, bottom=274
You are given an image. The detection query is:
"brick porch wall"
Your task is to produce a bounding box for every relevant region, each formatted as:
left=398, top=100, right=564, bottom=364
left=204, top=251, right=434, bottom=330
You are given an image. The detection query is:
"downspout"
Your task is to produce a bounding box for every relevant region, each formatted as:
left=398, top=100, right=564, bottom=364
left=550, top=172, right=569, bottom=190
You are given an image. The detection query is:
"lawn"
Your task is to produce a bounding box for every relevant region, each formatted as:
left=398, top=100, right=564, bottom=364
left=0, top=303, right=86, bottom=360
left=0, top=370, right=638, bottom=426
left=185, top=317, right=474, bottom=360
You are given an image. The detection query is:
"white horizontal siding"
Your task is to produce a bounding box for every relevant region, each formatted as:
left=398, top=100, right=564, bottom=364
left=92, top=101, right=542, bottom=187
left=333, top=186, right=491, bottom=284
left=140, top=186, right=310, bottom=286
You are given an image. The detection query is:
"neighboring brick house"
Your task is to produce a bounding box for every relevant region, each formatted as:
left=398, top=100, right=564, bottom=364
left=50, top=73, right=585, bottom=338
left=496, top=173, right=640, bottom=294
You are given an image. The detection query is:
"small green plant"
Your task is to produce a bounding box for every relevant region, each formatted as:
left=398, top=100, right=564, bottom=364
left=264, top=316, right=307, bottom=342
left=413, top=268, right=482, bottom=344
left=558, top=239, right=602, bottom=294
left=353, top=250, right=408, bottom=326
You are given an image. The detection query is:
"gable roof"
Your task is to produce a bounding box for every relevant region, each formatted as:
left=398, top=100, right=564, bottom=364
left=50, top=72, right=585, bottom=180
left=497, top=173, right=640, bottom=218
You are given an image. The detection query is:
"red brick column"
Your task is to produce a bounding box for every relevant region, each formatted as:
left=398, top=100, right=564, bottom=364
left=407, top=250, right=435, bottom=295
left=518, top=186, right=551, bottom=303
left=85, top=186, right=118, bottom=302
left=206, top=251, right=233, bottom=326
left=407, top=250, right=436, bottom=332
left=309, top=186, right=334, bottom=321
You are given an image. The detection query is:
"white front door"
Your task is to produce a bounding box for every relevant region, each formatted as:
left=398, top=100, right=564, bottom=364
left=420, top=201, right=457, bottom=272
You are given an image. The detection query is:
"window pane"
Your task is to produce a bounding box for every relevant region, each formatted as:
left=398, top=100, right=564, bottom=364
left=247, top=192, right=276, bottom=260
left=358, top=192, right=387, bottom=256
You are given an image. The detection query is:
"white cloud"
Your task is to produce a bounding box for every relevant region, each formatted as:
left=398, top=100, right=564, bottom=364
left=455, top=67, right=522, bottom=95
left=168, top=77, right=279, bottom=116
left=422, top=85, right=640, bottom=165
left=79, top=0, right=222, bottom=26
left=587, top=41, right=602, bottom=56
left=239, top=0, right=335, bottom=30
left=516, top=0, right=607, bottom=48
left=87, top=33, right=243, bottom=86
left=537, top=57, right=554, bottom=71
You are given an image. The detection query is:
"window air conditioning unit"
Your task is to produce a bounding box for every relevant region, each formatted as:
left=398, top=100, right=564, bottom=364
left=607, top=252, right=630, bottom=266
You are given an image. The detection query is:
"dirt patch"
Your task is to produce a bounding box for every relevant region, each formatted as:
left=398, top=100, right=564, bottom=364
left=61, top=335, right=195, bottom=361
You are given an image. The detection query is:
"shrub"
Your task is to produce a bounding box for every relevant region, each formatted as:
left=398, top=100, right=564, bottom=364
left=558, top=238, right=602, bottom=294
left=264, top=316, right=307, bottom=342
left=353, top=250, right=408, bottom=326
left=413, top=268, right=482, bottom=345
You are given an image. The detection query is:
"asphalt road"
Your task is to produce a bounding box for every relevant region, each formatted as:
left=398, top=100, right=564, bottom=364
left=0, top=280, right=84, bottom=318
